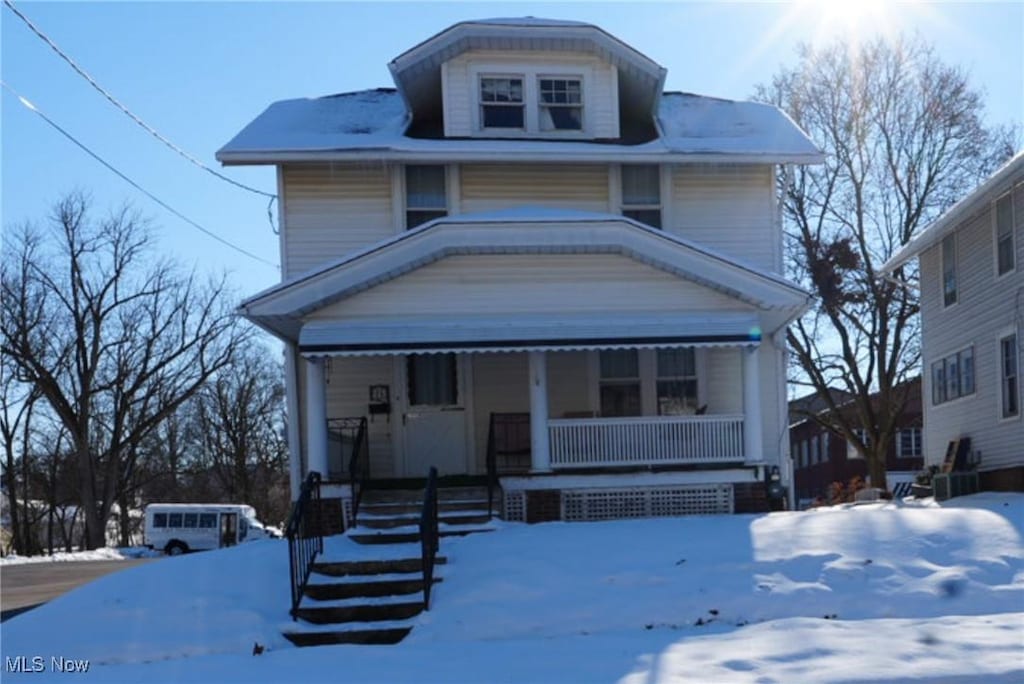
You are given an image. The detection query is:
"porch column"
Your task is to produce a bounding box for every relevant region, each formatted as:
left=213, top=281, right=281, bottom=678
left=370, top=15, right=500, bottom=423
left=284, top=345, right=303, bottom=501
left=743, top=346, right=764, bottom=462
left=528, top=351, right=552, bottom=473
left=304, top=356, right=329, bottom=478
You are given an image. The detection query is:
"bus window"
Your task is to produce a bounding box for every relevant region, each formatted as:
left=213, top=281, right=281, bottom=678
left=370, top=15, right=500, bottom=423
left=168, top=513, right=183, bottom=528
left=183, top=513, right=198, bottom=528
left=153, top=513, right=167, bottom=528
left=199, top=513, right=216, bottom=528
left=239, top=518, right=248, bottom=541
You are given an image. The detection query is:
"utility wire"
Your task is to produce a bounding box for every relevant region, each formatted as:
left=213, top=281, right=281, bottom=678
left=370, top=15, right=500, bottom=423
left=3, top=81, right=279, bottom=270
left=3, top=0, right=279, bottom=233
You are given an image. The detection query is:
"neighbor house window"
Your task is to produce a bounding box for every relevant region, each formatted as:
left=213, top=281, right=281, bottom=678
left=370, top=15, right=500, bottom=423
left=930, top=346, right=975, bottom=405
left=897, top=427, right=922, bottom=459
left=538, top=77, right=582, bottom=131
left=599, top=349, right=641, bottom=417
left=847, top=429, right=868, bottom=460
left=942, top=233, right=957, bottom=307
left=655, top=348, right=697, bottom=415
left=996, top=193, right=1015, bottom=276
left=621, top=165, right=662, bottom=228
left=407, top=354, right=457, bottom=406
left=480, top=76, right=524, bottom=129
left=1000, top=333, right=1019, bottom=419
left=810, top=436, right=820, bottom=464
left=405, top=165, right=447, bottom=229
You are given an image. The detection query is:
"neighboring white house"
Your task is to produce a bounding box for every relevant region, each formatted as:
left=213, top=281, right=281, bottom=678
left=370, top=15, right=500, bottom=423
left=217, top=18, right=822, bottom=524
left=882, top=151, right=1023, bottom=491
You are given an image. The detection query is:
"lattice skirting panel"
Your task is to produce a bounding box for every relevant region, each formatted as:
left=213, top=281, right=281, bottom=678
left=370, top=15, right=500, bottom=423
left=562, top=484, right=734, bottom=522
left=503, top=490, right=527, bottom=522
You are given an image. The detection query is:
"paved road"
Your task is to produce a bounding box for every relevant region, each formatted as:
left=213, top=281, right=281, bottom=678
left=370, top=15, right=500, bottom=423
left=1, top=559, right=156, bottom=621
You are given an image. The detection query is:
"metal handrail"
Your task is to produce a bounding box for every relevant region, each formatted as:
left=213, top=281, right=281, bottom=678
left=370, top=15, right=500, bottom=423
left=286, top=471, right=323, bottom=619
left=349, top=417, right=368, bottom=525
left=419, top=467, right=439, bottom=610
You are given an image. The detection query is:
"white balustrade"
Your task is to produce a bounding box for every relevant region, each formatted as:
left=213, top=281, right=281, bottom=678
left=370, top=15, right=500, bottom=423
left=547, top=415, right=745, bottom=468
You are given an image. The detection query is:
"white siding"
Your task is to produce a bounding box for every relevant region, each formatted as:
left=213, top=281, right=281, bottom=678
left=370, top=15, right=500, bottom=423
left=460, top=164, right=609, bottom=214
left=311, top=254, right=750, bottom=319
left=919, top=178, right=1024, bottom=475
left=443, top=50, right=619, bottom=138
left=282, top=163, right=394, bottom=277
left=323, top=356, right=395, bottom=478
left=668, top=164, right=776, bottom=272
left=705, top=347, right=743, bottom=413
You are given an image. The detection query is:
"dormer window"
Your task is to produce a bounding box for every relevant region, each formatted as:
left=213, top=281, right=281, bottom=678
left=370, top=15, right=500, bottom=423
left=480, top=77, right=524, bottom=129
left=539, top=78, right=582, bottom=131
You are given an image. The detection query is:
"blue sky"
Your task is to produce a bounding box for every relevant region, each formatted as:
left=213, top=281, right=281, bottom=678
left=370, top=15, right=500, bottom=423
left=3, top=1, right=1022, bottom=301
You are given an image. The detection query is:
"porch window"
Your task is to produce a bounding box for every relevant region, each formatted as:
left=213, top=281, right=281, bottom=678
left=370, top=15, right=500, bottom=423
left=480, top=76, right=524, bottom=129
left=599, top=349, right=641, bottom=417
left=405, top=166, right=447, bottom=229
left=538, top=77, right=583, bottom=131
left=407, top=354, right=457, bottom=406
left=655, top=348, right=697, bottom=415
left=621, top=165, right=662, bottom=228
left=1001, top=333, right=1019, bottom=419
left=996, top=193, right=1015, bottom=276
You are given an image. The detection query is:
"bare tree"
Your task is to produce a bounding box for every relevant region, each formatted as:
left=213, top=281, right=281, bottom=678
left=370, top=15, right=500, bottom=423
left=756, top=37, right=1016, bottom=490
left=192, top=347, right=289, bottom=524
left=1, top=194, right=250, bottom=548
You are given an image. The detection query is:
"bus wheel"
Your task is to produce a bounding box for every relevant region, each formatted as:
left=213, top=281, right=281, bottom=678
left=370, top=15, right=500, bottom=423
left=165, top=541, right=188, bottom=556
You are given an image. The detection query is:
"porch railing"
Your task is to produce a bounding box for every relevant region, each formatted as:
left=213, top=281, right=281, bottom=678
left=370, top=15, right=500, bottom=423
left=328, top=417, right=369, bottom=525
left=419, top=467, right=439, bottom=610
left=286, top=471, right=323, bottom=619
left=548, top=415, right=745, bottom=468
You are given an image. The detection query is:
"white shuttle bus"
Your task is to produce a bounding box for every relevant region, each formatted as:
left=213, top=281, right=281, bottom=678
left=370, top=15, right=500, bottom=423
left=144, top=503, right=278, bottom=555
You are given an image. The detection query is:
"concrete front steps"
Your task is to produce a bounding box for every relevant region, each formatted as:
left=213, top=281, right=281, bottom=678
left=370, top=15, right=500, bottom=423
left=282, top=484, right=496, bottom=648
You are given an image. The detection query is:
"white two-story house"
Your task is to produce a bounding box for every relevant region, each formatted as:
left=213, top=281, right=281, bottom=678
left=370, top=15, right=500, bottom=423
left=218, top=18, right=822, bottom=526
left=882, top=151, right=1023, bottom=491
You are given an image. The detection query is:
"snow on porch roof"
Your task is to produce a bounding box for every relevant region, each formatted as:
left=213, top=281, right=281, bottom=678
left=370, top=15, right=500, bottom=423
left=298, top=312, right=762, bottom=357
left=216, top=90, right=823, bottom=164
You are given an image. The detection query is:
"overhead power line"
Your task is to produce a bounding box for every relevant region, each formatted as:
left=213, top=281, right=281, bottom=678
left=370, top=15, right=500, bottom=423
left=3, top=0, right=279, bottom=232
left=3, top=81, right=279, bottom=270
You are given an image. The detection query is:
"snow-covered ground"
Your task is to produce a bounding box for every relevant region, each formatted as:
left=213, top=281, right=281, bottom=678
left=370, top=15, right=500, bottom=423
left=0, top=547, right=160, bottom=565
left=2, top=493, right=1022, bottom=682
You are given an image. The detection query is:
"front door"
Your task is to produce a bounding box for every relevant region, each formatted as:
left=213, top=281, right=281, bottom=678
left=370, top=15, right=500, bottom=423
left=401, top=353, right=467, bottom=477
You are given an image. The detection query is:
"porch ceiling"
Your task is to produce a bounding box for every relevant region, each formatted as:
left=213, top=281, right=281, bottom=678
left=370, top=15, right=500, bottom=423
left=298, top=311, right=761, bottom=356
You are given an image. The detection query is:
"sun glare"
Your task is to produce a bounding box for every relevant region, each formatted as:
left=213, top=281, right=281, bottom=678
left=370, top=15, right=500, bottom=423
left=796, top=0, right=908, bottom=45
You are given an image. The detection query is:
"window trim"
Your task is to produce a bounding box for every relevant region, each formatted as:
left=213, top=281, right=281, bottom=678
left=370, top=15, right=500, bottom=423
left=537, top=75, right=584, bottom=132
left=619, top=164, right=663, bottom=229
left=930, top=345, right=977, bottom=407
left=403, top=164, right=448, bottom=230
left=998, top=329, right=1020, bottom=421
left=941, top=233, right=958, bottom=308
left=478, top=74, right=526, bottom=131
left=994, top=191, right=1016, bottom=278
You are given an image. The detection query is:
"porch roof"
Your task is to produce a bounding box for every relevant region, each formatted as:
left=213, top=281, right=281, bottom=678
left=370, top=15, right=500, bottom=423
left=299, top=311, right=761, bottom=356
left=240, top=209, right=813, bottom=343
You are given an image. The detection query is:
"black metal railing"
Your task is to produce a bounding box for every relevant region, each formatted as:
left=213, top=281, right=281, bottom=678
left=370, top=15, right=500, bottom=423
left=286, top=470, right=323, bottom=619
left=487, top=412, right=533, bottom=518
left=328, top=417, right=369, bottom=526
left=419, top=467, right=439, bottom=610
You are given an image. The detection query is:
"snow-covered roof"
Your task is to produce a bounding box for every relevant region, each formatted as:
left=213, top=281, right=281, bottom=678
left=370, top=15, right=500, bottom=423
left=881, top=150, right=1024, bottom=273
left=217, top=89, right=822, bottom=164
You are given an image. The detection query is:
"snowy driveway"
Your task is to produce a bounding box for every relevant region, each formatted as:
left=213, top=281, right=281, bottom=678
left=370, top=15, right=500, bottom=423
left=1, top=559, right=156, bottom=621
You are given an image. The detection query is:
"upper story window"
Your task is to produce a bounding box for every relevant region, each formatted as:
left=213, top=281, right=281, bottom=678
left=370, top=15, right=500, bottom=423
left=480, top=77, right=524, bottom=129
left=621, top=165, right=662, bottom=228
left=995, top=192, right=1015, bottom=276
left=538, top=78, right=582, bottom=131
left=405, top=165, right=447, bottom=229
left=942, top=233, right=957, bottom=307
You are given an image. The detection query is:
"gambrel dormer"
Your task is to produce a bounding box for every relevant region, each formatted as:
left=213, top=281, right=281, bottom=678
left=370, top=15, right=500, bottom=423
left=389, top=18, right=667, bottom=142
